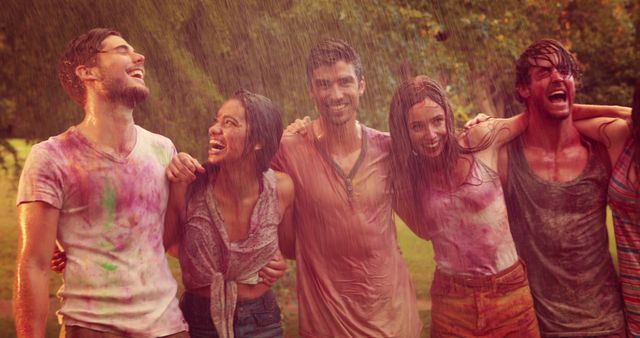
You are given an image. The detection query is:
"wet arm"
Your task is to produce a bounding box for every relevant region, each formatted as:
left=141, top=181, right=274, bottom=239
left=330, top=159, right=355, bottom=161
left=13, top=202, right=59, bottom=338
left=393, top=195, right=430, bottom=240
left=572, top=105, right=632, bottom=165
left=239, top=172, right=295, bottom=299
left=164, top=152, right=203, bottom=255
left=574, top=117, right=630, bottom=166
left=164, top=182, right=188, bottom=256
left=276, top=172, right=296, bottom=260
left=492, top=113, right=529, bottom=147
left=393, top=198, right=418, bottom=232
left=238, top=251, right=287, bottom=298
left=463, top=112, right=528, bottom=149
left=573, top=104, right=631, bottom=121
left=572, top=105, right=631, bottom=155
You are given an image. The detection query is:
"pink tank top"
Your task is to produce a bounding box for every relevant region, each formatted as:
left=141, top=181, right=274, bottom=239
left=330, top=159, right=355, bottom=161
left=421, top=157, right=518, bottom=276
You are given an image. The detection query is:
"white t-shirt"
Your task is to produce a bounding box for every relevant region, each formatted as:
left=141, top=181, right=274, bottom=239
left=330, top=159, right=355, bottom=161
left=17, top=125, right=187, bottom=337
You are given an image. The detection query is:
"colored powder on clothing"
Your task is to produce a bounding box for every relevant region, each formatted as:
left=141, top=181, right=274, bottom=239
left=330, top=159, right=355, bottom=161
left=16, top=125, right=187, bottom=335
left=101, top=262, right=118, bottom=272
left=152, top=142, right=172, bottom=164
left=101, top=182, right=117, bottom=230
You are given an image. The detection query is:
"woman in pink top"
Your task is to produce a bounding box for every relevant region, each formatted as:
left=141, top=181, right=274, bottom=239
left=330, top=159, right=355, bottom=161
left=389, top=76, right=539, bottom=337
left=164, top=89, right=295, bottom=338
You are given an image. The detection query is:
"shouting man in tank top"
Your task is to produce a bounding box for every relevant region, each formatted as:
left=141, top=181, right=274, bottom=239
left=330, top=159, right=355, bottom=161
left=498, top=39, right=625, bottom=337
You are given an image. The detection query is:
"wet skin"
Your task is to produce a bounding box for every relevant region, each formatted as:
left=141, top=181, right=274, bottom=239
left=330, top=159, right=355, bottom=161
left=519, top=53, right=575, bottom=122
left=309, top=60, right=367, bottom=176
left=500, top=52, right=588, bottom=184
left=407, top=98, right=448, bottom=158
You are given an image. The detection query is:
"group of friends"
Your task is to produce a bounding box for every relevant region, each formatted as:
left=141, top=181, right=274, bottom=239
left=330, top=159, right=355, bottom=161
left=12, top=26, right=640, bottom=338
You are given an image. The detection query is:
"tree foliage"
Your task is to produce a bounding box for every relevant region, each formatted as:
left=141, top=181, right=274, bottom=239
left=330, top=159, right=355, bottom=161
left=1, top=0, right=637, bottom=163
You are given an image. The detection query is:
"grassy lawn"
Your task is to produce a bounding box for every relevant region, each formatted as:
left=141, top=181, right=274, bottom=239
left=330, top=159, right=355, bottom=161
left=0, top=139, right=617, bottom=338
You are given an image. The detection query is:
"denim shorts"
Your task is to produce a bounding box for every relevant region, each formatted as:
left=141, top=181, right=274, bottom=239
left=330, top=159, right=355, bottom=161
left=180, top=289, right=283, bottom=338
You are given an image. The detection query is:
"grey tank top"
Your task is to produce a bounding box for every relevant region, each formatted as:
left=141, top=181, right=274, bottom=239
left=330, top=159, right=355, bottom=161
left=505, top=136, right=624, bottom=337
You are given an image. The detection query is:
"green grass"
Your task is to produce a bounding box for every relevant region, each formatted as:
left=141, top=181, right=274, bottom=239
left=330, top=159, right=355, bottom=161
left=0, top=139, right=617, bottom=338
left=0, top=139, right=64, bottom=299
left=0, top=318, right=59, bottom=338
left=397, top=218, right=435, bottom=302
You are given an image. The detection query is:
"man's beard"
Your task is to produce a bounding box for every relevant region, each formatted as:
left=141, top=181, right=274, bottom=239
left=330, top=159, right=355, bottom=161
left=105, top=78, right=149, bottom=108
left=534, top=98, right=571, bottom=122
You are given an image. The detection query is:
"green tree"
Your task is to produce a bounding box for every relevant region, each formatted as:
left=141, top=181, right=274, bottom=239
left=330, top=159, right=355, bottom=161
left=1, top=0, right=637, bottom=166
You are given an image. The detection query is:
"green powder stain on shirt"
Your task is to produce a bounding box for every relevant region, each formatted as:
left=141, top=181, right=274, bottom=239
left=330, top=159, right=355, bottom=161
left=152, top=142, right=171, bottom=166
left=101, top=181, right=116, bottom=230
left=101, top=262, right=118, bottom=272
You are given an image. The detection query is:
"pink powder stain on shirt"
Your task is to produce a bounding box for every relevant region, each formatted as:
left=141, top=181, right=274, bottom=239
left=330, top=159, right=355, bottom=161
left=114, top=162, right=164, bottom=218
left=423, top=162, right=518, bottom=275
left=456, top=179, right=502, bottom=213
left=18, top=126, right=186, bottom=335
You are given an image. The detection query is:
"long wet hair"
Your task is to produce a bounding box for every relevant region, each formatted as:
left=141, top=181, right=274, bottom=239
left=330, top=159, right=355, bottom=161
left=233, top=89, right=284, bottom=176
left=389, top=75, right=493, bottom=222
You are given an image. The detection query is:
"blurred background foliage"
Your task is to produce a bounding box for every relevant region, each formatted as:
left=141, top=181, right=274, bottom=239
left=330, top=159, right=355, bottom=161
left=0, top=0, right=638, bottom=163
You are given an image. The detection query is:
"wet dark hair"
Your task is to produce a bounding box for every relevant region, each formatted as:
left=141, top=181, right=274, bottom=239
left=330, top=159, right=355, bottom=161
left=306, top=38, right=363, bottom=85
left=190, top=90, right=283, bottom=202
left=232, top=89, right=284, bottom=176
left=58, top=28, right=122, bottom=107
left=389, top=75, right=494, bottom=223
left=515, top=39, right=580, bottom=102
left=389, top=75, right=460, bottom=174
left=389, top=76, right=459, bottom=222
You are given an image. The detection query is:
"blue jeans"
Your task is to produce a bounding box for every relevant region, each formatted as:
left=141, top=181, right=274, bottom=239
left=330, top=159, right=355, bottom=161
left=180, top=289, right=283, bottom=338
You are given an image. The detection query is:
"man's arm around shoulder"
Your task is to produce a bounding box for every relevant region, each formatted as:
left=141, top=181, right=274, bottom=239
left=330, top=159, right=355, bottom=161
left=14, top=201, right=59, bottom=338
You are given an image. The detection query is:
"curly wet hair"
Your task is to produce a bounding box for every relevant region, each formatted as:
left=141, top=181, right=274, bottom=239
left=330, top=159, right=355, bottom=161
left=515, top=39, right=580, bottom=102
left=58, top=28, right=121, bottom=107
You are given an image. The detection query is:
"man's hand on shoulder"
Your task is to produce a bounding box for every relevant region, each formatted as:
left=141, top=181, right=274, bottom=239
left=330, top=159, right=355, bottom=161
left=464, top=113, right=493, bottom=129
left=284, top=116, right=311, bottom=136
